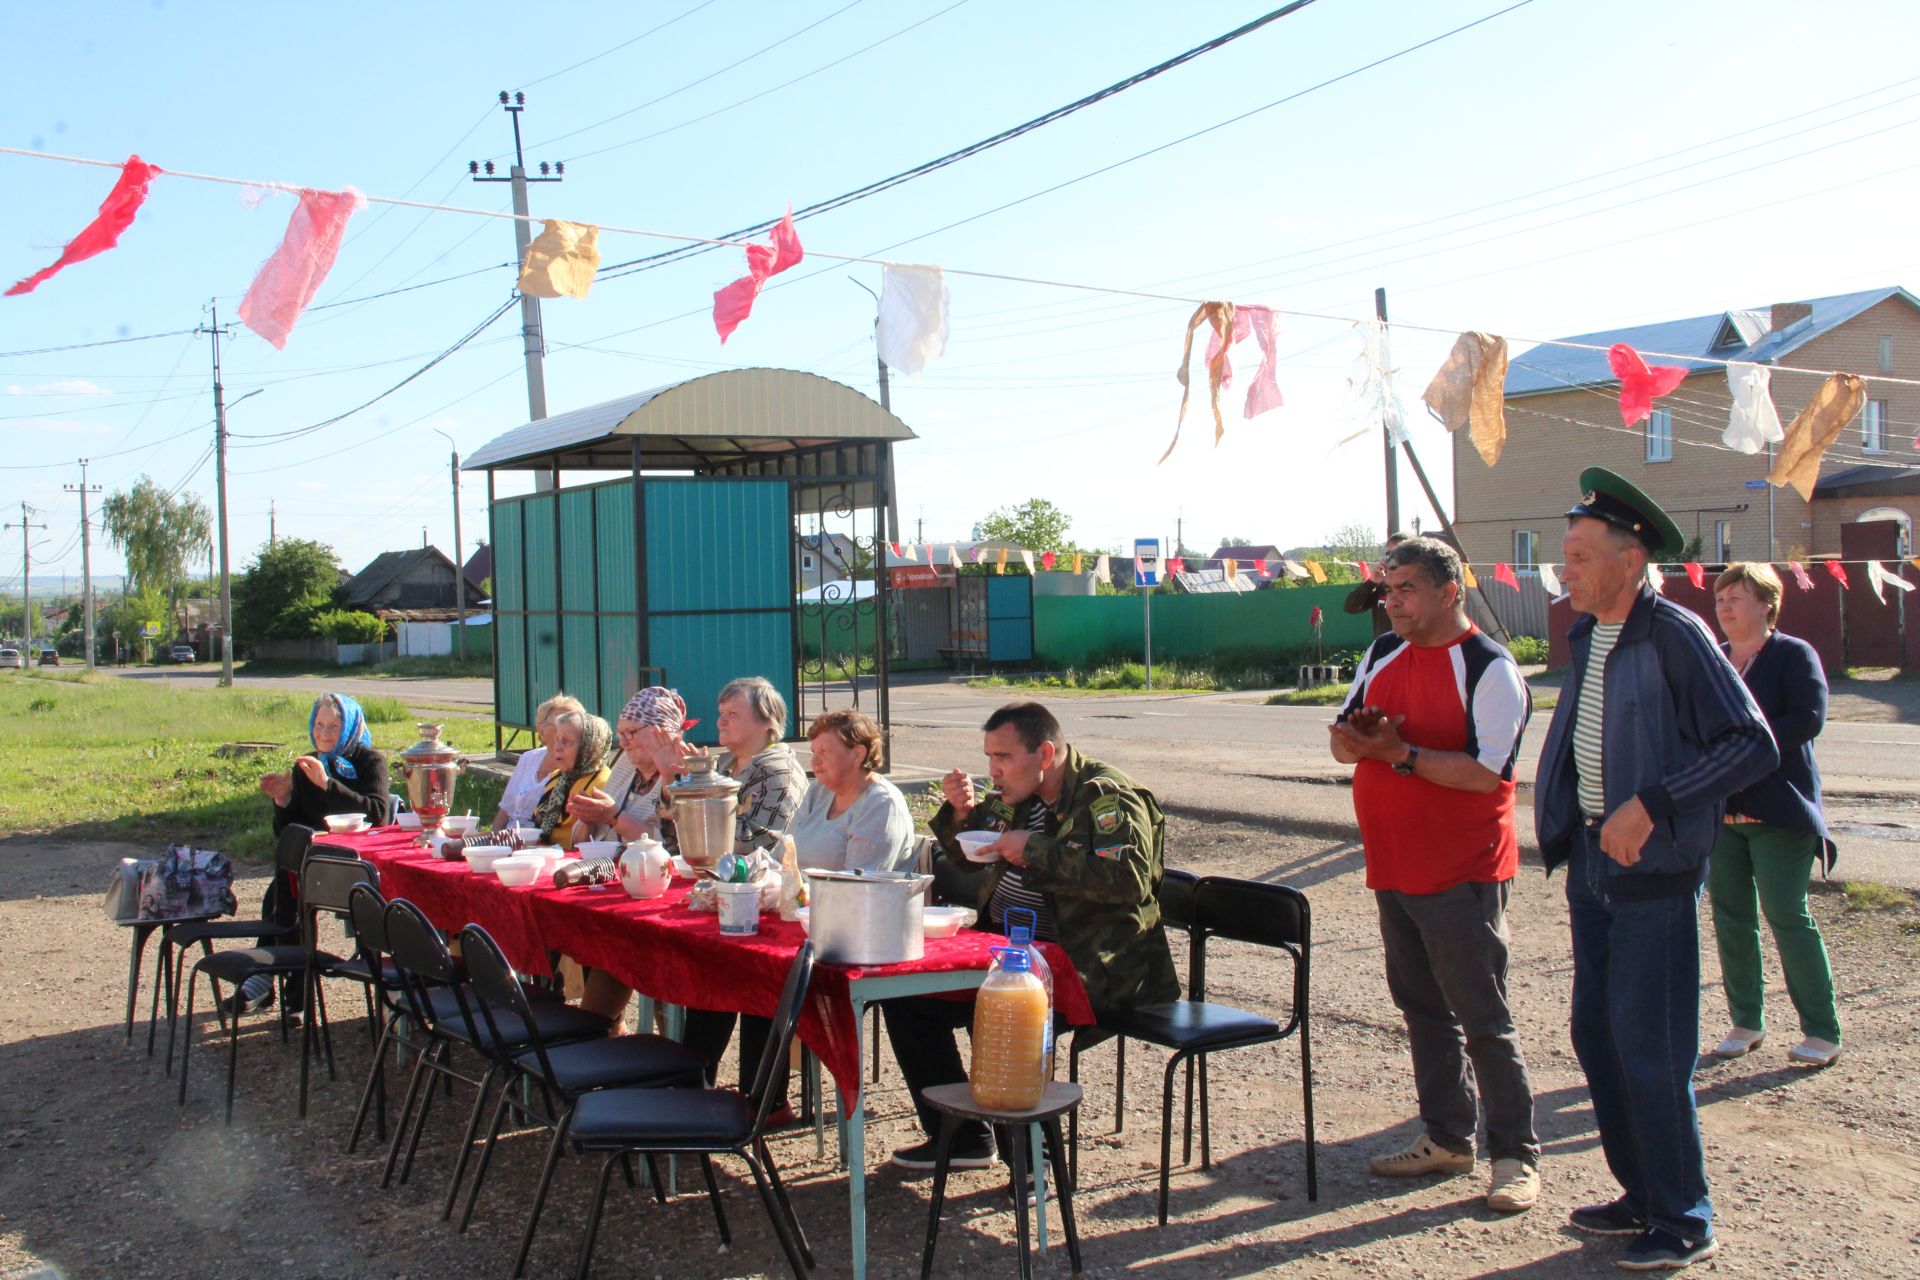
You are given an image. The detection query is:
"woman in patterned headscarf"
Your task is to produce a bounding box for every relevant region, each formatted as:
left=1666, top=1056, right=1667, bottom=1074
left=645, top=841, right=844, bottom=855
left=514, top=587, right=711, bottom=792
left=568, top=686, right=690, bottom=844
left=529, top=710, right=613, bottom=850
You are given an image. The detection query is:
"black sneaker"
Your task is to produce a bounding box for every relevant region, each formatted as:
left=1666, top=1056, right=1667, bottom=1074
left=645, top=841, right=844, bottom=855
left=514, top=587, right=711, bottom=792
left=891, top=1136, right=995, bottom=1173
left=1568, top=1198, right=1646, bottom=1237
left=1616, top=1226, right=1719, bottom=1271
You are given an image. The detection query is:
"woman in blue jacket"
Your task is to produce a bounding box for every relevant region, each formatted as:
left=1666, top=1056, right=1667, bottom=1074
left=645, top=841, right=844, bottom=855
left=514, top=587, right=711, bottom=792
left=1708, top=563, right=1842, bottom=1068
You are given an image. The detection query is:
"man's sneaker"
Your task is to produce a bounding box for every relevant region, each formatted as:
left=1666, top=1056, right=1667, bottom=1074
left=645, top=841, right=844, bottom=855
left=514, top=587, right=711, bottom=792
left=1568, top=1198, right=1645, bottom=1236
left=1711, top=1027, right=1765, bottom=1058
left=1787, top=1036, right=1841, bottom=1067
left=226, top=975, right=274, bottom=1017
left=1485, top=1158, right=1539, bottom=1212
left=1368, top=1134, right=1474, bottom=1178
left=891, top=1135, right=994, bottom=1173
left=1616, top=1226, right=1719, bottom=1271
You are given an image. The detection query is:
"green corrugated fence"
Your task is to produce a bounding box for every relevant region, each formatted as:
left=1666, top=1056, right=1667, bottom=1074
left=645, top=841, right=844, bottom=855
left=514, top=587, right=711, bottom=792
left=1032, top=584, right=1372, bottom=668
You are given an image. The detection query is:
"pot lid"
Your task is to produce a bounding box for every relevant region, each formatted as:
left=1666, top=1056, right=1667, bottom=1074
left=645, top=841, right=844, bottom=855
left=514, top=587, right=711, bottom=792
left=804, top=869, right=931, bottom=886
left=398, top=722, right=459, bottom=764
left=664, top=755, right=740, bottom=801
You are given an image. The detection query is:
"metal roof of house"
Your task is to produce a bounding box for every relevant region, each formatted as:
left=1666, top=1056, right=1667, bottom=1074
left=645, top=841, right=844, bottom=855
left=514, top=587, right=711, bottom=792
left=1173, top=567, right=1255, bottom=593
left=1812, top=463, right=1920, bottom=499
left=1504, top=287, right=1919, bottom=399
left=464, top=367, right=915, bottom=472
left=341, top=547, right=484, bottom=607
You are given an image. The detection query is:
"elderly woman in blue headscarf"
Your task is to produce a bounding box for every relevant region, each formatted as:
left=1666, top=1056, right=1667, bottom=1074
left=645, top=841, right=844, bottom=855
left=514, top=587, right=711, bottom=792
left=238, top=693, right=393, bottom=1014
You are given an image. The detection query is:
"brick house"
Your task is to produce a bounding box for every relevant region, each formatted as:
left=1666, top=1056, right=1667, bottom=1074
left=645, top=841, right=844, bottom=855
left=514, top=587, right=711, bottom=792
left=1453, top=286, right=1920, bottom=569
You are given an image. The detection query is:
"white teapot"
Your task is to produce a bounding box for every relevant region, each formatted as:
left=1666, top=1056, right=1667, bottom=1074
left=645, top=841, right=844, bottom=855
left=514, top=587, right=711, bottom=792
left=617, top=835, right=673, bottom=900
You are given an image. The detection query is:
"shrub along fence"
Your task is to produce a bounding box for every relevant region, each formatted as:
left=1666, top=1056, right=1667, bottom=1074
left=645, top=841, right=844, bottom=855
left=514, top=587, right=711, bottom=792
left=1032, top=584, right=1370, bottom=669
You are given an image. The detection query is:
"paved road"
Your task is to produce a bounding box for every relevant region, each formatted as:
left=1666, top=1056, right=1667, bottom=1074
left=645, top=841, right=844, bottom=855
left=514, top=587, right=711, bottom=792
left=109, top=665, right=493, bottom=712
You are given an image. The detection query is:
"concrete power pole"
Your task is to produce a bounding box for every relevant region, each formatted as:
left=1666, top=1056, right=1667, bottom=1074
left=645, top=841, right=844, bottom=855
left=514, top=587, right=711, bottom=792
left=64, top=460, right=102, bottom=669
left=269, top=499, right=276, bottom=549
left=5, top=503, right=47, bottom=648
left=197, top=302, right=236, bottom=687
left=470, top=91, right=562, bottom=486
left=432, top=427, right=467, bottom=660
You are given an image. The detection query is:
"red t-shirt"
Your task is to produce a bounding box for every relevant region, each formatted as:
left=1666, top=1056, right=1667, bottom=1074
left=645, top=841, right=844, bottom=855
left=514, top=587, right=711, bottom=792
left=1341, top=627, right=1531, bottom=894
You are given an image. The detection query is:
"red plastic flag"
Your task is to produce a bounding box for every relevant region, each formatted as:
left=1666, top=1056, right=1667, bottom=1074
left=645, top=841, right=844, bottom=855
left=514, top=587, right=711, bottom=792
left=1494, top=562, right=1520, bottom=591
left=889, top=542, right=901, bottom=559
left=1684, top=561, right=1705, bottom=589
left=1359, top=560, right=1375, bottom=582
left=712, top=207, right=804, bottom=343
left=1309, top=606, right=1324, bottom=628
left=1041, top=550, right=1057, bottom=570
left=1825, top=560, right=1850, bottom=589
left=7, top=155, right=162, bottom=296
left=1607, top=343, right=1689, bottom=427
left=1788, top=561, right=1813, bottom=591
left=1255, top=558, right=1268, bottom=577
left=1167, top=557, right=1185, bottom=576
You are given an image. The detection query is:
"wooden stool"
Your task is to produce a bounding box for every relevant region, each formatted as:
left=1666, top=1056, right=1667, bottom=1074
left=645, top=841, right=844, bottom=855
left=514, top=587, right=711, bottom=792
left=920, top=1081, right=1084, bottom=1280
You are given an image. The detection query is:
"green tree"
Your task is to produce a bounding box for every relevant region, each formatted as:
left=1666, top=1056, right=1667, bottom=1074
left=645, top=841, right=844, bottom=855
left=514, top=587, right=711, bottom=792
left=233, top=537, right=342, bottom=643
left=105, top=584, right=169, bottom=658
left=100, top=477, right=212, bottom=636
left=312, top=609, right=387, bottom=644
left=977, top=499, right=1077, bottom=562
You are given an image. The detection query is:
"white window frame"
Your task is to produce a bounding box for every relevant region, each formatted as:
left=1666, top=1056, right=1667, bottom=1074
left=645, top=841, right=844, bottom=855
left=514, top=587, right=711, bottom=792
left=1879, top=336, right=1894, bottom=374
left=1862, top=399, right=1887, bottom=453
left=1645, top=408, right=1674, bottom=463
left=1513, top=529, right=1538, bottom=569
left=1714, top=520, right=1733, bottom=564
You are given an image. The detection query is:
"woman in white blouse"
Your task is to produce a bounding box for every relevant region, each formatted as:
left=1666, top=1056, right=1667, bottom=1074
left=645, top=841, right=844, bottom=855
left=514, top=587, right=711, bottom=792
left=790, top=707, right=914, bottom=873
left=568, top=686, right=689, bottom=844
left=489, top=693, right=584, bottom=831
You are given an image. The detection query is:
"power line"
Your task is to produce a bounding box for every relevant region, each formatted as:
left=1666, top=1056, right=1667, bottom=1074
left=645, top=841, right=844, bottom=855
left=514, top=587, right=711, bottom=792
left=520, top=0, right=724, bottom=90
left=0, top=328, right=198, bottom=359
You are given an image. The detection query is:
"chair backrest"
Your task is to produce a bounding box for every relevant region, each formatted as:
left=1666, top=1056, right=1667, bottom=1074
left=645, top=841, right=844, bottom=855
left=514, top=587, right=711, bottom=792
left=745, top=943, right=815, bottom=1133
left=459, top=925, right=556, bottom=1077
left=346, top=882, right=389, bottom=971
left=1189, top=877, right=1309, bottom=1022
left=275, top=823, right=315, bottom=875
left=928, top=843, right=989, bottom=909
left=1158, top=867, right=1200, bottom=932
left=298, top=853, right=377, bottom=954
left=382, top=898, right=459, bottom=1031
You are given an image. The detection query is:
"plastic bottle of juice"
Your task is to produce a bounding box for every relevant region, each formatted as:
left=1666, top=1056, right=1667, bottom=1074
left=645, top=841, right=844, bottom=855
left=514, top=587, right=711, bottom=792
left=969, top=945, right=1052, bottom=1110
left=1003, top=908, right=1056, bottom=1077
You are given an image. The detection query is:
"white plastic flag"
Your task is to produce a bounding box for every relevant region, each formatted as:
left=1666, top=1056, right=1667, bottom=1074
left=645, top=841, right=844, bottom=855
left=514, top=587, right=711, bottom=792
left=1722, top=362, right=1784, bottom=455
left=1537, top=563, right=1562, bottom=596
left=875, top=264, right=950, bottom=375
left=1866, top=560, right=1915, bottom=602
left=1095, top=555, right=1111, bottom=584
left=1018, top=549, right=1035, bottom=574
left=946, top=545, right=959, bottom=566
left=1646, top=564, right=1665, bottom=594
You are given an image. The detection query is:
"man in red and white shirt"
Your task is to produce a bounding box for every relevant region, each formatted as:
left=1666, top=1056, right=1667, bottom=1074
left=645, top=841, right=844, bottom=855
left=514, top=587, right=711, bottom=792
left=1329, top=536, right=1540, bottom=1214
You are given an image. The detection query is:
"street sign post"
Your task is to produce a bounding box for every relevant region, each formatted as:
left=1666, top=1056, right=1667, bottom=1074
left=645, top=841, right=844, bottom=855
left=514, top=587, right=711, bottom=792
left=1135, top=537, right=1160, bottom=691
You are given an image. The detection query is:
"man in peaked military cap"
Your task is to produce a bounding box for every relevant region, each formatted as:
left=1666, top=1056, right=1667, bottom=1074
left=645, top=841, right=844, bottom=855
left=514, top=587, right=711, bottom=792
left=1534, top=468, right=1776, bottom=1271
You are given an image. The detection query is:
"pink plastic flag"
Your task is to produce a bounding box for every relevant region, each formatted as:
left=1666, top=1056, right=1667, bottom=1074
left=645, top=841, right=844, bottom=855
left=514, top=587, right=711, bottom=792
left=8, top=155, right=163, bottom=296
left=1825, top=560, right=1851, bottom=589
left=1041, top=550, right=1057, bottom=570
left=238, top=187, right=367, bottom=349
left=1167, top=557, right=1185, bottom=576
left=1788, top=561, right=1813, bottom=591
left=1134, top=555, right=1145, bottom=580
left=1241, top=305, right=1284, bottom=419
left=1684, top=562, right=1705, bottom=589
left=889, top=542, right=901, bottom=559
left=1494, top=562, right=1520, bottom=591
left=1607, top=343, right=1689, bottom=427
left=712, top=207, right=804, bottom=343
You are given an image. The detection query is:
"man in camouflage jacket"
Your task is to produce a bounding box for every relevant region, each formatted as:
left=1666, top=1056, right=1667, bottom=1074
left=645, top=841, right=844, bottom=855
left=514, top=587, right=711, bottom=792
left=883, top=700, right=1179, bottom=1170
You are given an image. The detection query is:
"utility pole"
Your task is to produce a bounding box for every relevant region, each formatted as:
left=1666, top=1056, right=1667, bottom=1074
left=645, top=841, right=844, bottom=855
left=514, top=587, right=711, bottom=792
left=432, top=427, right=467, bottom=660
left=849, top=277, right=901, bottom=542
left=5, top=503, right=48, bottom=648
left=63, top=459, right=102, bottom=669
left=471, top=90, right=562, bottom=486
left=197, top=301, right=236, bottom=687
left=1376, top=287, right=1402, bottom=538
left=269, top=499, right=276, bottom=549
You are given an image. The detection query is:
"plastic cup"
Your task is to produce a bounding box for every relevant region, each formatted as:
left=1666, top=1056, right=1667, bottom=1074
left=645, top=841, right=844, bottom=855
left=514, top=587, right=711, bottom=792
left=715, top=882, right=762, bottom=936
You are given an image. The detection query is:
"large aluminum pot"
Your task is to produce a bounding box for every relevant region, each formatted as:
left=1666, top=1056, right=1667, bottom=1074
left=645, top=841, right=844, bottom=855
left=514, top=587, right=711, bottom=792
left=663, top=755, right=739, bottom=868
left=395, top=723, right=466, bottom=821
left=805, top=869, right=935, bottom=965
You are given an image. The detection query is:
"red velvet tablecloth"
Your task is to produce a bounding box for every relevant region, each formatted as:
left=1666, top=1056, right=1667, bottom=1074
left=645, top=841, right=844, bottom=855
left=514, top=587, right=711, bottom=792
left=317, top=827, right=1095, bottom=1114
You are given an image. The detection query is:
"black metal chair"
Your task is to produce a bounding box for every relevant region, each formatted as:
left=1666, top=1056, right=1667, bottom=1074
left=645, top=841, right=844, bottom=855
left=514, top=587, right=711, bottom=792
left=1102, top=875, right=1313, bottom=1224
left=172, top=848, right=351, bottom=1124
left=342, top=881, right=409, bottom=1152
left=290, top=854, right=383, bottom=1118
left=155, top=824, right=312, bottom=1069
left=1067, top=866, right=1199, bottom=1185
left=549, top=943, right=818, bottom=1280
left=454, top=924, right=709, bottom=1236
left=378, top=899, right=610, bottom=1206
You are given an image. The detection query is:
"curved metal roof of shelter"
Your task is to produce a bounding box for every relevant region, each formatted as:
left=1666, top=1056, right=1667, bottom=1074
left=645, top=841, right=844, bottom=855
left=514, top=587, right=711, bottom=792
left=463, top=368, right=915, bottom=473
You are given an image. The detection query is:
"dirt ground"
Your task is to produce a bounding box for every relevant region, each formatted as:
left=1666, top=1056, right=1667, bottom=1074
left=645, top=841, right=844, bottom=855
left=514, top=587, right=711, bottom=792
left=2, top=822, right=1917, bottom=1280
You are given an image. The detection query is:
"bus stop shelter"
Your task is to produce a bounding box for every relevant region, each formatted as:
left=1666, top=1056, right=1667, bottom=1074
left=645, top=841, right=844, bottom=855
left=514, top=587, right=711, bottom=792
left=463, top=368, right=914, bottom=755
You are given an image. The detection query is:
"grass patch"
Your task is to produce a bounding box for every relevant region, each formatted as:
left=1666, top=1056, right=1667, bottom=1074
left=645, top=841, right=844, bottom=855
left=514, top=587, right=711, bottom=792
left=237, top=654, right=494, bottom=680
left=0, top=671, right=499, bottom=862
left=1841, top=880, right=1913, bottom=912
left=1267, top=683, right=1347, bottom=706
left=972, top=659, right=1261, bottom=694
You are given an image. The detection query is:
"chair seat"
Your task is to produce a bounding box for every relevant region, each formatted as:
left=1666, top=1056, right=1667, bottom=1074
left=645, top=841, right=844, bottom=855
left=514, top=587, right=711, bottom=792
left=1110, top=1000, right=1280, bottom=1050
left=429, top=988, right=611, bottom=1051
left=168, top=919, right=292, bottom=946
left=196, top=946, right=340, bottom=982
left=570, top=1086, right=756, bottom=1148
left=328, top=955, right=402, bottom=985
left=520, top=1034, right=708, bottom=1093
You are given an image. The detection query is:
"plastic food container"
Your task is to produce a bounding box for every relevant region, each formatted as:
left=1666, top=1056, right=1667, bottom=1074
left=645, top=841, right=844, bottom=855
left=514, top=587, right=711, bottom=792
left=323, top=814, right=371, bottom=835
left=954, top=831, right=1002, bottom=863
left=493, top=855, right=544, bottom=888
left=715, top=881, right=763, bottom=936
left=440, top=814, right=480, bottom=836
left=922, top=906, right=978, bottom=939
left=464, top=846, right=514, bottom=875
left=394, top=811, right=424, bottom=831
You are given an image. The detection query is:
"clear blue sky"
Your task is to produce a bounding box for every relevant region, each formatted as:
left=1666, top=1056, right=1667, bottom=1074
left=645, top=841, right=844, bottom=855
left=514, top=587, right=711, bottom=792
left=5, top=0, right=1919, bottom=588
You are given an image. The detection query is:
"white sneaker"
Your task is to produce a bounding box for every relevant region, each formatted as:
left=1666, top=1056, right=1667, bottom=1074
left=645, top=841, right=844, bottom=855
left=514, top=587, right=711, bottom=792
left=1712, top=1027, right=1764, bottom=1058
left=1369, top=1134, right=1474, bottom=1178
left=1788, top=1036, right=1841, bottom=1067
left=1486, top=1158, right=1539, bottom=1212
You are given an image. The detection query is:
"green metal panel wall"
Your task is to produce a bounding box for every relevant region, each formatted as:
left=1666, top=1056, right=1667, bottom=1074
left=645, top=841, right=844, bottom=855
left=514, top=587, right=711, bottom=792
left=495, top=615, right=528, bottom=724
left=593, top=482, right=635, bottom=615
left=559, top=488, right=598, bottom=613
left=986, top=575, right=1034, bottom=662
left=523, top=494, right=556, bottom=613
left=1031, top=584, right=1372, bottom=667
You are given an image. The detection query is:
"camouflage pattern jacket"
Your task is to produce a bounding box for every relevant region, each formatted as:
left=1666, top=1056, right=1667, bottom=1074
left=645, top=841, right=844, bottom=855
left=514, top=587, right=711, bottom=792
left=931, top=746, right=1179, bottom=1018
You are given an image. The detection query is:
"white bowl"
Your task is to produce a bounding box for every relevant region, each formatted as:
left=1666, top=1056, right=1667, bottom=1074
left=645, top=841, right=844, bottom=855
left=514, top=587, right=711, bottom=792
left=509, top=826, right=544, bottom=846
left=792, top=907, right=811, bottom=935
left=394, top=812, right=424, bottom=831
left=463, top=845, right=514, bottom=874
left=441, top=814, right=480, bottom=836
left=493, top=855, right=544, bottom=888
left=953, top=831, right=1002, bottom=863
left=519, top=846, right=567, bottom=876
left=575, top=840, right=621, bottom=861
left=324, top=814, right=370, bottom=835
left=923, top=906, right=978, bottom=939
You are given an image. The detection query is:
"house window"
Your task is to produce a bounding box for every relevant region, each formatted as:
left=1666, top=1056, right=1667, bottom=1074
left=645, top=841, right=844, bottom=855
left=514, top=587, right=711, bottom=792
left=1513, top=529, right=1538, bottom=568
left=1862, top=399, right=1887, bottom=452
left=1880, top=336, right=1894, bottom=373
left=1714, top=520, right=1734, bottom=564
left=801, top=553, right=815, bottom=571
left=1645, top=408, right=1673, bottom=463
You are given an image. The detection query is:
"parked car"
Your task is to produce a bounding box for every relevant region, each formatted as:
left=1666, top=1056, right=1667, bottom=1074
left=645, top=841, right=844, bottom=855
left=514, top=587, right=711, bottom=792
left=37, top=649, right=59, bottom=666
left=0, top=648, right=21, bottom=669
left=168, top=645, right=197, bottom=663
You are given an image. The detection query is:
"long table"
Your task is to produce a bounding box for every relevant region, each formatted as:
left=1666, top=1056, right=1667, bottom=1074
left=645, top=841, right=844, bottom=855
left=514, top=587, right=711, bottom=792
left=319, top=827, right=1094, bottom=1279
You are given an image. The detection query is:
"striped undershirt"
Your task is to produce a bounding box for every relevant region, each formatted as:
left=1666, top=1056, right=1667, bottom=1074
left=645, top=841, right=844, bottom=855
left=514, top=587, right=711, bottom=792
left=1574, top=621, right=1625, bottom=819
left=986, top=800, right=1057, bottom=940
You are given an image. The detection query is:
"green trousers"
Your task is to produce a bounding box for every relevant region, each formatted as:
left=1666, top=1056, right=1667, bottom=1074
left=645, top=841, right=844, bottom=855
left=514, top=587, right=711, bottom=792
left=1707, top=821, right=1842, bottom=1044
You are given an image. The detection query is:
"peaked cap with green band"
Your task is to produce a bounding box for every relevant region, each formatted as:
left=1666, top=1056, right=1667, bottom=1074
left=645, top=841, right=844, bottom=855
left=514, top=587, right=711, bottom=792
left=1567, top=466, right=1684, bottom=559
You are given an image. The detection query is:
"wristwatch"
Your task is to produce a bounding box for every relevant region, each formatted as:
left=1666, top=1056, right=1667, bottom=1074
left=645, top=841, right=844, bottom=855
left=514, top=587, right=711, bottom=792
left=1392, top=745, right=1420, bottom=777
